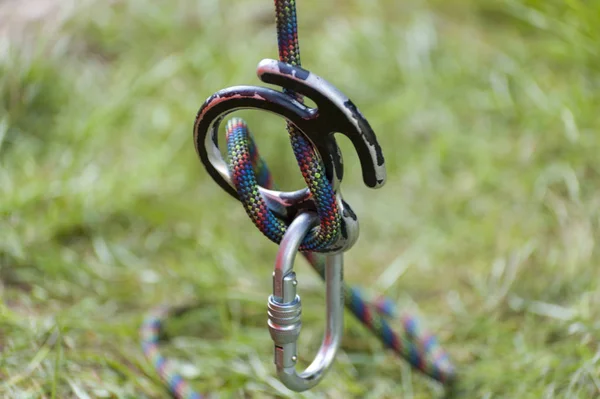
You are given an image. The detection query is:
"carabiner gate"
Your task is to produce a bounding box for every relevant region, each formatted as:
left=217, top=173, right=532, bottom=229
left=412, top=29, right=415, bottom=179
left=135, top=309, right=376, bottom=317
left=267, top=212, right=344, bottom=392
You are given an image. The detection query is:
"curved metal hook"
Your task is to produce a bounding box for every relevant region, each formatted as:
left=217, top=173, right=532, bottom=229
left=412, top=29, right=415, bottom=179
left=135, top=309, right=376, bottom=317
left=256, top=59, right=386, bottom=189
left=267, top=212, right=344, bottom=392
left=193, top=58, right=386, bottom=197
left=193, top=59, right=386, bottom=252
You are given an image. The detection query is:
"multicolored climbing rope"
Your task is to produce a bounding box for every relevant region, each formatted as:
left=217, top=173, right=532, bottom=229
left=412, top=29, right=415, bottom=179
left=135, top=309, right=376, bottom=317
left=140, top=124, right=456, bottom=396
left=226, top=118, right=340, bottom=251
left=140, top=1, right=456, bottom=398
left=141, top=306, right=203, bottom=399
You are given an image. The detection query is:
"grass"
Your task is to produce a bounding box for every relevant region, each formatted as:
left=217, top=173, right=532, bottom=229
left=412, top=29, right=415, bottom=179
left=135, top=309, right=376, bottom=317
left=1, top=0, right=600, bottom=397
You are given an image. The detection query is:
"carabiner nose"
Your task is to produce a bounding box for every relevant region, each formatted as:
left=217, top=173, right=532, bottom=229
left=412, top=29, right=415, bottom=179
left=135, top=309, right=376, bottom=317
left=267, top=212, right=344, bottom=392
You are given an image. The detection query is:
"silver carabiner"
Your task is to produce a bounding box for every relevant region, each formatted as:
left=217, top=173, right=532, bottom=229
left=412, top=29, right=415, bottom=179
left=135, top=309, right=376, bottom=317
left=267, top=212, right=344, bottom=392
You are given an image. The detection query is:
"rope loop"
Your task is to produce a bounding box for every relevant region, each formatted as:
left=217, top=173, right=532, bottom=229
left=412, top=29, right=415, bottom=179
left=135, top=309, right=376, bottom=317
left=225, top=118, right=341, bottom=252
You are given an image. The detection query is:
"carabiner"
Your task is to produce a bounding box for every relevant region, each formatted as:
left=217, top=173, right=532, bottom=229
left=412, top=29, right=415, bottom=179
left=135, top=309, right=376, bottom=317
left=267, top=212, right=344, bottom=392
left=193, top=59, right=386, bottom=253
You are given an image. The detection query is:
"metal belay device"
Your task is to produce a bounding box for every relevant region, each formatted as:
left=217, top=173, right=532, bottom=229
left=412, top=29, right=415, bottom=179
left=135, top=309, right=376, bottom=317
left=267, top=212, right=344, bottom=392
left=193, top=59, right=385, bottom=392
left=193, top=58, right=386, bottom=253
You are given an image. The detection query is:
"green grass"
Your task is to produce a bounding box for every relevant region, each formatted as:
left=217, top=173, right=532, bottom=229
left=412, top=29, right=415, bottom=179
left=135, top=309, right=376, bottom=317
left=1, top=0, right=600, bottom=397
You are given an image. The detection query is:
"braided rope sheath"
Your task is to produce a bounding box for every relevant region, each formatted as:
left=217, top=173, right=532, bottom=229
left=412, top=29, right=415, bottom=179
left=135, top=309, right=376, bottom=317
left=140, top=1, right=456, bottom=398
left=226, top=121, right=455, bottom=382
left=228, top=119, right=339, bottom=251
left=141, top=307, right=203, bottom=399
left=272, top=0, right=342, bottom=250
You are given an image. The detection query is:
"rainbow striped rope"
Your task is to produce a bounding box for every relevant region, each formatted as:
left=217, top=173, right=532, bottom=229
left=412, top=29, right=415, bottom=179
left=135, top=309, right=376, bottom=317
left=140, top=1, right=456, bottom=397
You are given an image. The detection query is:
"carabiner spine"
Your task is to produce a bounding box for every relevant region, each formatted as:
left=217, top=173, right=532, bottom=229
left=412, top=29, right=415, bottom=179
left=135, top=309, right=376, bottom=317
left=267, top=212, right=345, bottom=392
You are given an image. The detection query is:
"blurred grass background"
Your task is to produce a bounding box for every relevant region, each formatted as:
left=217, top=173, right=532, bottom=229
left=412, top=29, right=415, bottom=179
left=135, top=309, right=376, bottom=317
left=1, top=0, right=599, bottom=397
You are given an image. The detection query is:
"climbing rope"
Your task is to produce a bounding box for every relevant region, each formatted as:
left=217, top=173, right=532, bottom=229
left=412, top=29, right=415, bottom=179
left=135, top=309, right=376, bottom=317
left=140, top=1, right=456, bottom=398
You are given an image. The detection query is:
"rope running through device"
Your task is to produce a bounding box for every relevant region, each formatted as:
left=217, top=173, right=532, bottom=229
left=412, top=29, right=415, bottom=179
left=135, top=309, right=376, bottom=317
left=140, top=1, right=457, bottom=397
